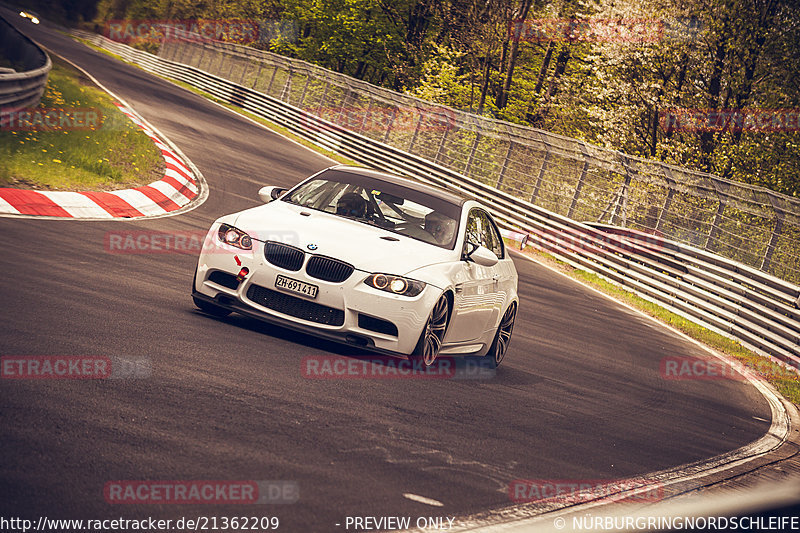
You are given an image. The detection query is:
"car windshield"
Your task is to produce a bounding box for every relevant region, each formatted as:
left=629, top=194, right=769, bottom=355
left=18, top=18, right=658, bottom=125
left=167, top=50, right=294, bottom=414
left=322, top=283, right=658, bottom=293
left=282, top=170, right=461, bottom=249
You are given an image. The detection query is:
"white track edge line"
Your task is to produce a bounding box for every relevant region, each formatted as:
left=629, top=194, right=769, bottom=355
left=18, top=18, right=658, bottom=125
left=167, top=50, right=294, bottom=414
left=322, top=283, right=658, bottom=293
left=432, top=249, right=795, bottom=532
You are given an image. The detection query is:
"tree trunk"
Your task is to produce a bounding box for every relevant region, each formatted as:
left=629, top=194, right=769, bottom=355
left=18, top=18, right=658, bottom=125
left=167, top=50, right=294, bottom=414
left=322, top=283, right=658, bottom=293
left=664, top=54, right=689, bottom=141
left=650, top=107, right=659, bottom=157
left=406, top=1, right=432, bottom=65
left=534, top=41, right=555, bottom=94
left=699, top=40, right=727, bottom=169
left=731, top=0, right=776, bottom=143
left=495, top=38, right=508, bottom=102
left=354, top=61, right=366, bottom=79
left=523, top=40, right=555, bottom=122
left=496, top=0, right=533, bottom=110
left=534, top=46, right=570, bottom=122
left=478, top=55, right=491, bottom=113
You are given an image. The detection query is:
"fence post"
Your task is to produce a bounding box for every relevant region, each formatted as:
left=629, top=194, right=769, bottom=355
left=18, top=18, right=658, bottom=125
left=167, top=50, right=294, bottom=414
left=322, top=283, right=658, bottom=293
left=761, top=194, right=786, bottom=273
left=226, top=54, right=236, bottom=80
left=266, top=65, right=279, bottom=95
left=655, top=168, right=676, bottom=233
left=239, top=59, right=249, bottom=85
left=252, top=61, right=262, bottom=89
left=464, top=132, right=482, bottom=176
left=530, top=147, right=550, bottom=203
left=279, top=68, right=292, bottom=101
left=567, top=143, right=590, bottom=219
left=197, top=43, right=206, bottom=69
left=382, top=107, right=397, bottom=144
left=298, top=73, right=312, bottom=107
left=610, top=156, right=633, bottom=227
left=599, top=180, right=622, bottom=224
left=704, top=180, right=729, bottom=251
left=316, top=78, right=331, bottom=114
left=337, top=89, right=352, bottom=128
left=434, top=125, right=450, bottom=164
left=408, top=110, right=424, bottom=153
left=761, top=218, right=784, bottom=273
left=358, top=99, right=373, bottom=134
left=609, top=179, right=630, bottom=227
left=496, top=141, right=515, bottom=189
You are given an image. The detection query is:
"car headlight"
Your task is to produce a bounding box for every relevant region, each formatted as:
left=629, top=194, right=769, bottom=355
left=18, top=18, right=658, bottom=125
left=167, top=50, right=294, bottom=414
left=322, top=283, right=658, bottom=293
left=217, top=224, right=252, bottom=250
left=364, top=273, right=425, bottom=297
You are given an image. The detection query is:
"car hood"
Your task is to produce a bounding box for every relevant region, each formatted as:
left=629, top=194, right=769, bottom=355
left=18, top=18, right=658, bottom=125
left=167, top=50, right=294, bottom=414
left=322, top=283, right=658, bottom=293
left=233, top=201, right=457, bottom=275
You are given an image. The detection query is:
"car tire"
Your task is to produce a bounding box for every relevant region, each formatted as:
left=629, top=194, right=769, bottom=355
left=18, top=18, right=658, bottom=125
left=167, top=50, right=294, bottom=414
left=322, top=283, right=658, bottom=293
left=410, top=294, right=450, bottom=367
left=484, top=302, right=516, bottom=368
left=192, top=267, right=232, bottom=317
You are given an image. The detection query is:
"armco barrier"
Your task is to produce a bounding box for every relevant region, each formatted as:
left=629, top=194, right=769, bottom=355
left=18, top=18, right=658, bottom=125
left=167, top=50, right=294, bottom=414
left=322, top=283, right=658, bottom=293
left=0, top=14, right=51, bottom=112
left=152, top=32, right=800, bottom=285
left=71, top=29, right=800, bottom=369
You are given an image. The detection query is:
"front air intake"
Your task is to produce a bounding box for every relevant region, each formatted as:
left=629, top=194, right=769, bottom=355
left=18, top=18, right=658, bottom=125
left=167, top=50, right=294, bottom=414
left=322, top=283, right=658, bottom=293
left=246, top=284, right=344, bottom=326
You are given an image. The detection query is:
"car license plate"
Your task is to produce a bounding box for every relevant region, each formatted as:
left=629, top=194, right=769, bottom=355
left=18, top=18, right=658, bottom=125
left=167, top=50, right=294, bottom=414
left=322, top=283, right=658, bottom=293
left=275, top=275, right=319, bottom=299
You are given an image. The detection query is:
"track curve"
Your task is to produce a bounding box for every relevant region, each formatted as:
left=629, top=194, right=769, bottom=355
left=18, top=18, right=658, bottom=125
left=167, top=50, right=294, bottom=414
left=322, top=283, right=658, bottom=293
left=0, top=15, right=773, bottom=531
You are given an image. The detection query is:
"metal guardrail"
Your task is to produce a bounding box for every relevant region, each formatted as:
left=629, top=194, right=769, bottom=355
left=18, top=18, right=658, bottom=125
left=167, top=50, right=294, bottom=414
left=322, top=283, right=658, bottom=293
left=152, top=33, right=800, bottom=286
left=0, top=14, right=51, bottom=112
left=71, top=29, right=800, bottom=369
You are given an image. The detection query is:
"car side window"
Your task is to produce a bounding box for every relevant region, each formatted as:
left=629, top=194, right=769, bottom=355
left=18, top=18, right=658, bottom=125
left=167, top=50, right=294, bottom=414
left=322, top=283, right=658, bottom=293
left=463, top=209, right=504, bottom=259
left=480, top=211, right=504, bottom=259
left=464, top=211, right=482, bottom=252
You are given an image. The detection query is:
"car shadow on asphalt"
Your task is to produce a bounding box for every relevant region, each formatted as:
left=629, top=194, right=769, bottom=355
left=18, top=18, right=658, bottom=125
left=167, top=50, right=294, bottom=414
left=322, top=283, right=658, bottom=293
left=188, top=307, right=545, bottom=387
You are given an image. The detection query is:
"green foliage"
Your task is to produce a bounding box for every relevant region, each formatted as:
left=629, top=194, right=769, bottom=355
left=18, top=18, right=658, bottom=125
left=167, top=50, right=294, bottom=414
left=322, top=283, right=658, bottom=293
left=74, top=0, right=800, bottom=198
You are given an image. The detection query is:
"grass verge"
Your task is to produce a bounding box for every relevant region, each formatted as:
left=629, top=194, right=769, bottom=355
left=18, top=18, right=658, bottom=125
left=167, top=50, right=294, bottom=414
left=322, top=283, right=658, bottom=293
left=509, top=241, right=800, bottom=405
left=0, top=54, right=163, bottom=191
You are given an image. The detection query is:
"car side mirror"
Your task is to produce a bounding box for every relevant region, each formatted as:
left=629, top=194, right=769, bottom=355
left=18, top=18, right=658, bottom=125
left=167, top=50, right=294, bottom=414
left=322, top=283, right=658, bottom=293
left=258, top=186, right=286, bottom=203
left=464, top=243, right=499, bottom=267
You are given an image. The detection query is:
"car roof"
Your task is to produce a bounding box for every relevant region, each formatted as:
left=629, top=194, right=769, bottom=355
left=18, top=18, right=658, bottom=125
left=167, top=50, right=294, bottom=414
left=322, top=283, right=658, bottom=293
left=330, top=165, right=470, bottom=207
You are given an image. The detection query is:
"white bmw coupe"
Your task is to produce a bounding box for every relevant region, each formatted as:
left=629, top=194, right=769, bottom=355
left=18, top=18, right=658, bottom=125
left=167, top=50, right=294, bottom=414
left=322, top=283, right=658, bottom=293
left=192, top=166, right=519, bottom=367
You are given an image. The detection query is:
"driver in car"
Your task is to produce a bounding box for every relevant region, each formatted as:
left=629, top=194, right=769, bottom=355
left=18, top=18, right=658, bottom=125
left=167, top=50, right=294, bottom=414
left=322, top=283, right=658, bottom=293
left=424, top=211, right=456, bottom=246
left=336, top=192, right=368, bottom=219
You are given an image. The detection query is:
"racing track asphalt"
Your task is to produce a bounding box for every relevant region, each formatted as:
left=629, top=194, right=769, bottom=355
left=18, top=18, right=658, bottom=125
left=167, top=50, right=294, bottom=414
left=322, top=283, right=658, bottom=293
left=0, top=15, right=773, bottom=531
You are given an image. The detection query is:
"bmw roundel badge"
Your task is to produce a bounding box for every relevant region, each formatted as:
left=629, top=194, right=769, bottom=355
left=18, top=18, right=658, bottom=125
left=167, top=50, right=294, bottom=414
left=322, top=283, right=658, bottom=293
left=307, top=243, right=318, bottom=251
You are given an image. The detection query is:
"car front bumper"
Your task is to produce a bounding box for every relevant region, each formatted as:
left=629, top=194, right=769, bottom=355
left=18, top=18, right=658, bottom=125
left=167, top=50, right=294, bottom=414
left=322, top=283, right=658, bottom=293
left=193, top=230, right=441, bottom=355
